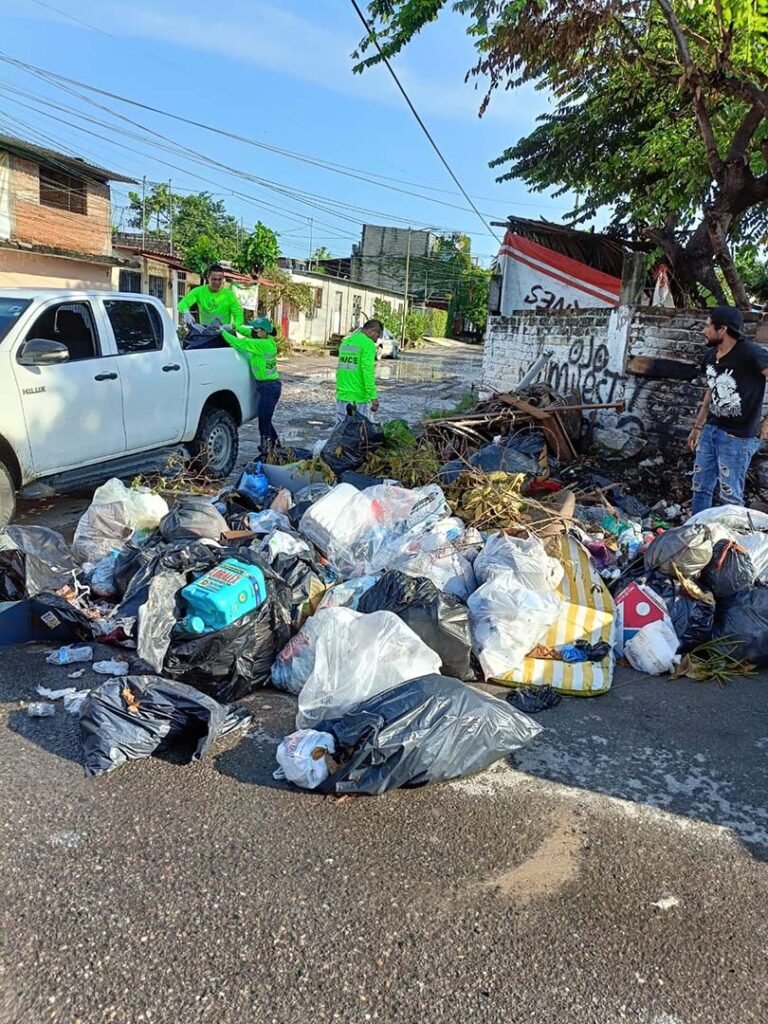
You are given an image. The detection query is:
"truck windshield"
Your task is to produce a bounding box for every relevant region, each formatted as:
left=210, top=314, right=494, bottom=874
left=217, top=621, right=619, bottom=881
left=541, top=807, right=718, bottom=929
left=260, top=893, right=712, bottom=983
left=0, top=298, right=31, bottom=343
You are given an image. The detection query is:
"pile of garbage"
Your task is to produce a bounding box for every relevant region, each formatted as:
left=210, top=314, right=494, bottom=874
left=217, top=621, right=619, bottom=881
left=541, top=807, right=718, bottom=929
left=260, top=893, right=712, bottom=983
left=5, top=404, right=768, bottom=793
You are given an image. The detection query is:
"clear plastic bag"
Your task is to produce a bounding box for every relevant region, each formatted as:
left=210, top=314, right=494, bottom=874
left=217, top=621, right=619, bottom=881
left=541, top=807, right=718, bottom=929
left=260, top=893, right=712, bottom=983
left=73, top=480, right=168, bottom=564
left=686, top=504, right=768, bottom=533
left=296, top=608, right=442, bottom=729
left=468, top=571, right=563, bottom=680
left=474, top=532, right=564, bottom=591
left=271, top=610, right=335, bottom=694
left=318, top=575, right=380, bottom=611
left=735, top=533, right=768, bottom=584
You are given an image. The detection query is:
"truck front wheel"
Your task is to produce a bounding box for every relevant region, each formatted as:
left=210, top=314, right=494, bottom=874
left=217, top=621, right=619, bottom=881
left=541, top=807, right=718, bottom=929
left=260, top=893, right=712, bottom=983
left=191, top=408, right=239, bottom=479
left=0, top=461, right=16, bottom=528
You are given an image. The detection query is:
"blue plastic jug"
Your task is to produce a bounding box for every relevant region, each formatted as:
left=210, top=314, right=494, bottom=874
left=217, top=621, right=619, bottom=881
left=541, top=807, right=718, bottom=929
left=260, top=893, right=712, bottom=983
left=180, top=558, right=268, bottom=633
left=237, top=462, right=270, bottom=505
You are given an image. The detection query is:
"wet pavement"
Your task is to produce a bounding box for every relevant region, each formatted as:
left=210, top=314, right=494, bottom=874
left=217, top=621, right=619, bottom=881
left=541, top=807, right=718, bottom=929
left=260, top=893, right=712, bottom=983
left=15, top=339, right=483, bottom=538
left=4, top=338, right=768, bottom=1023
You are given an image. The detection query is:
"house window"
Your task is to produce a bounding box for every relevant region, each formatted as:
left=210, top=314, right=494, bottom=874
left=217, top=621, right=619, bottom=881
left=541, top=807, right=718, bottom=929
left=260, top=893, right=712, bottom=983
left=148, top=275, right=166, bottom=302
left=177, top=270, right=187, bottom=298
left=290, top=304, right=300, bottom=322
left=39, top=167, right=87, bottom=215
left=118, top=270, right=142, bottom=293
left=351, top=293, right=362, bottom=330
left=313, top=287, right=323, bottom=308
left=104, top=299, right=164, bottom=354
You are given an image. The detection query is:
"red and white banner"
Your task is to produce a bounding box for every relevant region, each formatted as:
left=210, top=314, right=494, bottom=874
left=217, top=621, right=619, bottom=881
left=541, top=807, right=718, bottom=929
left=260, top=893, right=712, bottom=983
left=498, top=231, right=622, bottom=315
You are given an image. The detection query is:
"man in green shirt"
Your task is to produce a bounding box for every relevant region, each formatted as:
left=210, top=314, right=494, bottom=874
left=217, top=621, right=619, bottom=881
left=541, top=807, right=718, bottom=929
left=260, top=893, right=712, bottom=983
left=178, top=264, right=245, bottom=331
left=335, top=319, right=383, bottom=422
left=222, top=317, right=282, bottom=457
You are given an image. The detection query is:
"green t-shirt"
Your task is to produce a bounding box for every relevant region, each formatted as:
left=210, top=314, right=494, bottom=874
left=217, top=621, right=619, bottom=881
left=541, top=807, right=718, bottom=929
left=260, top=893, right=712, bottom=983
left=222, top=330, right=279, bottom=381
left=178, top=284, right=244, bottom=329
left=336, top=330, right=377, bottom=403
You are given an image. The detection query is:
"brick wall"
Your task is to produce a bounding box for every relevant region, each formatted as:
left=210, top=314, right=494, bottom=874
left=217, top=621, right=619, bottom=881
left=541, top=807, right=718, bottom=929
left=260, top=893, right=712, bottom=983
left=483, top=307, right=627, bottom=405
left=484, top=306, right=764, bottom=450
left=10, top=155, right=112, bottom=256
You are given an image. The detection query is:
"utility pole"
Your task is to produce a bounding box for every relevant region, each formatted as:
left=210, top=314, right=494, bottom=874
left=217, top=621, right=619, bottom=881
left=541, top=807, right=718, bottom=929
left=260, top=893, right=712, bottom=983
left=141, top=175, right=147, bottom=249
left=168, top=180, right=174, bottom=256
left=308, top=218, right=314, bottom=270
left=401, top=227, right=412, bottom=346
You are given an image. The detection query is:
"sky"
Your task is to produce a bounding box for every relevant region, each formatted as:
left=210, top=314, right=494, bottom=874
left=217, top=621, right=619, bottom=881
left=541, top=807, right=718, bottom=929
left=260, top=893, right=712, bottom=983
left=1, top=0, right=575, bottom=266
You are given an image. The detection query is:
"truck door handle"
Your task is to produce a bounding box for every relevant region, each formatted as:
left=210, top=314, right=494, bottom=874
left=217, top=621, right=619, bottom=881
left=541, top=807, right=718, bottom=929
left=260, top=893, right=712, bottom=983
left=163, top=363, right=181, bottom=372
left=94, top=372, right=118, bottom=381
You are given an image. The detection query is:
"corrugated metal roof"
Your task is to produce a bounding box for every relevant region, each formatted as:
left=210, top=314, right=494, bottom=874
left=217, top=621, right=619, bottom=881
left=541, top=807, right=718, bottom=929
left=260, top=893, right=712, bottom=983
left=0, top=133, right=136, bottom=184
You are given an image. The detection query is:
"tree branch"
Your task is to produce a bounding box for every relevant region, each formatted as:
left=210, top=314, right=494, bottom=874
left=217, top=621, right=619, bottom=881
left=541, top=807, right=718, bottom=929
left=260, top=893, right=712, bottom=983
left=655, top=0, right=725, bottom=177
left=727, top=102, right=766, bottom=162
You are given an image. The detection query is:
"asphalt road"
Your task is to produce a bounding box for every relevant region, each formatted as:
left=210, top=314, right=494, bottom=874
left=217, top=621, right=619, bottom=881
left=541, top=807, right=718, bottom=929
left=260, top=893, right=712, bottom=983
left=3, top=340, right=768, bottom=1023
left=1, top=648, right=767, bottom=1024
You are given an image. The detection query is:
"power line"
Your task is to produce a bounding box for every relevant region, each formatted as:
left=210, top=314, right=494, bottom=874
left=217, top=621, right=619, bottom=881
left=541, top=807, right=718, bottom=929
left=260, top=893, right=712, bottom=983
left=0, top=52, right=519, bottom=232
left=347, top=0, right=500, bottom=242
left=25, top=0, right=115, bottom=38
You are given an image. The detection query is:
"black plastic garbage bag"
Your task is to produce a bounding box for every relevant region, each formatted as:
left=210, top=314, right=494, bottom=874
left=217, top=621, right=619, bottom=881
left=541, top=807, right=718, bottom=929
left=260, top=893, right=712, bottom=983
left=437, top=460, right=465, bottom=485
left=270, top=551, right=335, bottom=629
left=315, top=674, right=542, bottom=795
left=700, top=539, right=755, bottom=600
left=164, top=597, right=290, bottom=702
left=339, top=471, right=385, bottom=490
left=182, top=323, right=228, bottom=350
left=507, top=686, right=561, bottom=714
left=715, top=587, right=768, bottom=666
left=79, top=675, right=251, bottom=777
left=357, top=571, right=473, bottom=680
left=504, top=430, right=547, bottom=458
left=115, top=542, right=214, bottom=620
left=469, top=445, right=540, bottom=476
left=159, top=496, right=229, bottom=544
left=0, top=526, right=76, bottom=600
left=321, top=410, right=385, bottom=478
left=136, top=571, right=186, bottom=672
left=29, top=593, right=95, bottom=642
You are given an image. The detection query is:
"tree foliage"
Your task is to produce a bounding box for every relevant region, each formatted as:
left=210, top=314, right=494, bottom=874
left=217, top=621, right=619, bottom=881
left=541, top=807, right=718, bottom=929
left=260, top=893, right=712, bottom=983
left=259, top=270, right=314, bottom=316
left=356, top=0, right=768, bottom=306
left=235, top=221, right=280, bottom=276
left=125, top=187, right=281, bottom=278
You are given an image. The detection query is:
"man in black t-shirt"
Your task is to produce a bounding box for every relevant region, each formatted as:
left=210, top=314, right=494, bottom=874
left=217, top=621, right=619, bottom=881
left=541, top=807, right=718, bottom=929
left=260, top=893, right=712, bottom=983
left=688, top=306, right=768, bottom=514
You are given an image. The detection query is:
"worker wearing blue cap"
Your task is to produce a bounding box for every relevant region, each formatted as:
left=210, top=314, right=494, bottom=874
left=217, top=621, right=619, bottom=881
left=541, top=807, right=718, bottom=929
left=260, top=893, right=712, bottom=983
left=222, top=317, right=282, bottom=458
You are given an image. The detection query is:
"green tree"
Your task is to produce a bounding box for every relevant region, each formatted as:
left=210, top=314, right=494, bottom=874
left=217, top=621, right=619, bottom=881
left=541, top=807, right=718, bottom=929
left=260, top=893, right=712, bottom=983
left=183, top=235, right=225, bottom=277
left=735, top=244, right=768, bottom=304
left=356, top=0, right=768, bottom=306
left=372, top=297, right=401, bottom=335
left=258, top=270, right=314, bottom=316
left=236, top=221, right=281, bottom=277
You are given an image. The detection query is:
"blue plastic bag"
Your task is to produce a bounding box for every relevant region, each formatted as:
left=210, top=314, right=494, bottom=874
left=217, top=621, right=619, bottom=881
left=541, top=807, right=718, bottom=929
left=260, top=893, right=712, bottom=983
left=237, top=462, right=270, bottom=505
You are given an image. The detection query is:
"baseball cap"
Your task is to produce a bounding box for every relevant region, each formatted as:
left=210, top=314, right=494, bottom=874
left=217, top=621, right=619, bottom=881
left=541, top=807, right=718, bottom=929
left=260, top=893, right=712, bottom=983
left=710, top=305, right=744, bottom=338
left=247, top=316, right=275, bottom=334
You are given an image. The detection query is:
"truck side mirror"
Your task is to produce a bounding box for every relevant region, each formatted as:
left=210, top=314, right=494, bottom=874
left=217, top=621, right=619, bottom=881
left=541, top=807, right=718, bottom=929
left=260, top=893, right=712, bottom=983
left=18, top=339, right=70, bottom=366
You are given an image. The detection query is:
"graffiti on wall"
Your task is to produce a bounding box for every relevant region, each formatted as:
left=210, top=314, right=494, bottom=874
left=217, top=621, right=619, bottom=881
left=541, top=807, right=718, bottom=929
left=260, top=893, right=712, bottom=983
left=545, top=335, right=624, bottom=403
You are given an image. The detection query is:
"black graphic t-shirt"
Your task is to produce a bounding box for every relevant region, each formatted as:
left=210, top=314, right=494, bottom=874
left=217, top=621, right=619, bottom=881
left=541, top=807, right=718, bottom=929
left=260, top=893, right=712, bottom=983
left=703, top=339, right=768, bottom=438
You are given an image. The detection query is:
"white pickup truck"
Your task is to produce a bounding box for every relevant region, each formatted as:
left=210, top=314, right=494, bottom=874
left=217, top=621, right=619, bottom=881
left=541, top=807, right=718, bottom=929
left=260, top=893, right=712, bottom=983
left=0, top=289, right=257, bottom=526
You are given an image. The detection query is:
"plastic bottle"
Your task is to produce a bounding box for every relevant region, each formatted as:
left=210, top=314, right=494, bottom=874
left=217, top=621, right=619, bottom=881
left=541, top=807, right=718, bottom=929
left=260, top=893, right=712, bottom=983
left=46, top=645, right=94, bottom=666
left=27, top=703, right=55, bottom=717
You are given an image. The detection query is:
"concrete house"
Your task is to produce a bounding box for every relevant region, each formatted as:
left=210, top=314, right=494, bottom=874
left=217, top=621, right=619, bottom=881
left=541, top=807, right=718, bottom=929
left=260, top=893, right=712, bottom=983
left=0, top=134, right=134, bottom=290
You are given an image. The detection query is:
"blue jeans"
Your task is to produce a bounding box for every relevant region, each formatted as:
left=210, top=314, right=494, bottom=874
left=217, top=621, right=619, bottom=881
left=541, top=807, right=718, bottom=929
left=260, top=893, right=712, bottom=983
left=255, top=379, right=282, bottom=450
left=691, top=424, right=760, bottom=514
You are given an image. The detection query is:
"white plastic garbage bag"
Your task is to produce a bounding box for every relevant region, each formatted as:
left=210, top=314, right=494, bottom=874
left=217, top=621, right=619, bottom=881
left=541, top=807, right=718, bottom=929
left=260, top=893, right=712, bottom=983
left=91, top=478, right=168, bottom=532
left=296, top=608, right=442, bottom=729
left=389, top=546, right=476, bottom=601
left=273, top=729, right=336, bottom=789
left=624, top=620, right=680, bottom=675
left=468, top=571, right=563, bottom=680
left=686, top=504, right=768, bottom=533
left=474, top=532, right=565, bottom=591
